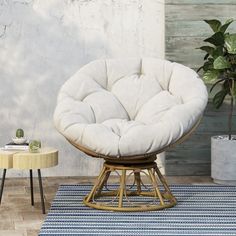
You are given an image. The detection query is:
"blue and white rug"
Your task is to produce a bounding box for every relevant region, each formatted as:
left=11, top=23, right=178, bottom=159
left=39, top=184, right=236, bottom=236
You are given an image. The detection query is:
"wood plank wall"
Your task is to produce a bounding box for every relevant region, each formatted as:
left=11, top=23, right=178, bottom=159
left=165, top=0, right=236, bottom=175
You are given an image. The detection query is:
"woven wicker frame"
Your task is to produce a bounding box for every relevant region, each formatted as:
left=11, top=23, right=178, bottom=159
left=65, top=118, right=202, bottom=211
left=83, top=160, right=177, bottom=211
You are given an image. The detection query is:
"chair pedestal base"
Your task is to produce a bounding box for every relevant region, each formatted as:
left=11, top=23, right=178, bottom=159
left=84, top=161, right=177, bottom=212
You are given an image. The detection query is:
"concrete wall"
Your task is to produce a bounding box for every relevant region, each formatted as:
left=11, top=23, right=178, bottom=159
left=0, top=0, right=165, bottom=177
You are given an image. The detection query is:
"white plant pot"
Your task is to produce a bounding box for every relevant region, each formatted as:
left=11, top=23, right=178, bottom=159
left=211, top=135, right=236, bottom=185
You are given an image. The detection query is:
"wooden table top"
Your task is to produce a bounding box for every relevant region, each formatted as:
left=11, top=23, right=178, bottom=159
left=0, top=147, right=58, bottom=170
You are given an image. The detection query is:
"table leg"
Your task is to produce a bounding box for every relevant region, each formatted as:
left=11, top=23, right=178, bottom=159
left=0, top=169, right=6, bottom=204
left=29, top=169, right=34, bottom=206
left=38, top=169, right=45, bottom=214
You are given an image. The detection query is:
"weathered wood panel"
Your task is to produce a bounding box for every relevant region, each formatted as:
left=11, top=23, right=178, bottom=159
left=166, top=0, right=236, bottom=5
left=166, top=5, right=236, bottom=20
left=166, top=21, right=236, bottom=37
left=166, top=21, right=210, bottom=37
left=165, top=1, right=236, bottom=176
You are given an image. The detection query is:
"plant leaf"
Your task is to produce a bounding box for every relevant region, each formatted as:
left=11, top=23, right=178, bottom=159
left=213, top=89, right=228, bottom=109
left=213, top=56, right=231, bottom=69
left=198, top=60, right=214, bottom=73
left=204, top=19, right=222, bottom=32
left=203, top=69, right=219, bottom=82
left=225, top=34, right=236, bottom=54
left=198, top=46, right=215, bottom=55
left=203, top=60, right=214, bottom=71
left=204, top=32, right=225, bottom=46
left=220, top=18, right=234, bottom=33
left=204, top=53, right=209, bottom=60
left=212, top=46, right=224, bottom=59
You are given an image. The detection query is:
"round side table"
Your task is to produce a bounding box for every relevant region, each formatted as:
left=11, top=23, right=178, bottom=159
left=0, top=147, right=58, bottom=214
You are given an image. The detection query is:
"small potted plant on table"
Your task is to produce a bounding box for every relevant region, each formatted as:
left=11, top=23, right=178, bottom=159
left=12, top=128, right=27, bottom=144
left=198, top=19, right=236, bottom=184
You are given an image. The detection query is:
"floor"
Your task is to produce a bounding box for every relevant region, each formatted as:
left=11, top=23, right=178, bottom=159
left=0, top=176, right=213, bottom=236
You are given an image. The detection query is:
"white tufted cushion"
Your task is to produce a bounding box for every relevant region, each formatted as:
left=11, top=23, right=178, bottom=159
left=54, top=58, right=208, bottom=157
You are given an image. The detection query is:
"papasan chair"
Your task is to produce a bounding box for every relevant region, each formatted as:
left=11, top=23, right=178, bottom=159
left=54, top=58, right=208, bottom=211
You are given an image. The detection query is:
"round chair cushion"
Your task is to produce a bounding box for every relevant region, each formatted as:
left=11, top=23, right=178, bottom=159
left=54, top=58, right=208, bottom=157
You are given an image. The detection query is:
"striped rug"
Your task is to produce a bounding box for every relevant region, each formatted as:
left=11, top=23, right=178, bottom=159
left=39, top=184, right=236, bottom=236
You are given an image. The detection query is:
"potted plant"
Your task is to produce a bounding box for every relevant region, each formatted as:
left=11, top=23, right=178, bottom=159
left=198, top=19, right=236, bottom=184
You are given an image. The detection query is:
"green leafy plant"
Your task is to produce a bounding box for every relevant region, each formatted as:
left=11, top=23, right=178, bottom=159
left=16, top=128, right=24, bottom=138
left=198, top=19, right=236, bottom=140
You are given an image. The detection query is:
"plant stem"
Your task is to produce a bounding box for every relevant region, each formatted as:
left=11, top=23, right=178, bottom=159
left=228, top=96, right=234, bottom=140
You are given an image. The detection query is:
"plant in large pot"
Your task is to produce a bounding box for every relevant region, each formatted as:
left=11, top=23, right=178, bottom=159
left=198, top=18, right=236, bottom=184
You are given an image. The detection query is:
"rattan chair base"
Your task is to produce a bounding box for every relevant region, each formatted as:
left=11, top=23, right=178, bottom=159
left=83, top=160, right=177, bottom=212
